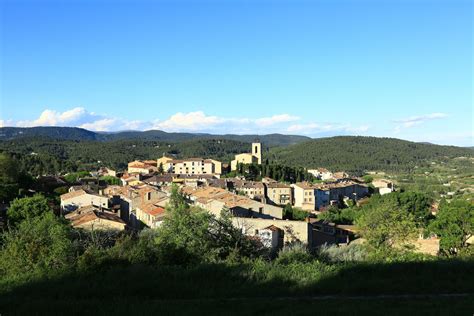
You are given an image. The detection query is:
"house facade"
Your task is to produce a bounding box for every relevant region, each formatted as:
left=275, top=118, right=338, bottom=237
left=159, top=157, right=222, bottom=175
left=292, top=181, right=369, bottom=211
left=234, top=180, right=265, bottom=200
left=65, top=205, right=126, bottom=231
left=127, top=160, right=158, bottom=174
left=135, top=204, right=166, bottom=228
left=182, top=186, right=283, bottom=220
left=60, top=189, right=110, bottom=213
left=264, top=182, right=292, bottom=206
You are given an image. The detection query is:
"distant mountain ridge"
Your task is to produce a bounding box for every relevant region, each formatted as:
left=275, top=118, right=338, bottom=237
left=0, top=127, right=311, bottom=146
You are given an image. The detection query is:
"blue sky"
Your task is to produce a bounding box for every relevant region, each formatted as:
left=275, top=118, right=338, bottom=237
left=0, top=0, right=472, bottom=146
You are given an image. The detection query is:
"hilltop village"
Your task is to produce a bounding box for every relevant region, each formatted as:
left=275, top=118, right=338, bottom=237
left=59, top=141, right=403, bottom=251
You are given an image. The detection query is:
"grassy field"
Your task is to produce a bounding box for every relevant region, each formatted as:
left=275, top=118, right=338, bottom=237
left=1, top=260, right=473, bottom=315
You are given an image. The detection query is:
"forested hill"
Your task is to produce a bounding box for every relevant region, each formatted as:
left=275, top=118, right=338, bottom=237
left=0, top=127, right=310, bottom=146
left=1, top=128, right=472, bottom=175
left=269, top=136, right=474, bottom=173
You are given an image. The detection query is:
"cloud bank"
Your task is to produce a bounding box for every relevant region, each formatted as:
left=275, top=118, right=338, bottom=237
left=2, top=107, right=371, bottom=136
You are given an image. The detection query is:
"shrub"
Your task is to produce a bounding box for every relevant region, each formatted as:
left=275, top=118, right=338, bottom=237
left=275, top=243, right=313, bottom=265
left=0, top=213, right=74, bottom=280
left=7, top=194, right=52, bottom=227
left=318, top=243, right=368, bottom=263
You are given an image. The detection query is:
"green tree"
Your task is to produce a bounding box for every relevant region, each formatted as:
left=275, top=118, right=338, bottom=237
left=99, top=175, right=121, bottom=185
left=356, top=201, right=417, bottom=249
left=362, top=175, right=373, bottom=183
left=282, top=204, right=309, bottom=221
left=154, top=187, right=262, bottom=265
left=0, top=153, right=19, bottom=202
left=0, top=213, right=73, bottom=278
left=7, top=194, right=52, bottom=227
left=64, top=171, right=90, bottom=183
left=428, top=199, right=473, bottom=256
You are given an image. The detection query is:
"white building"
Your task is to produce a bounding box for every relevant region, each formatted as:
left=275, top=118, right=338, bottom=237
left=60, top=189, right=110, bottom=213
left=158, top=157, right=222, bottom=175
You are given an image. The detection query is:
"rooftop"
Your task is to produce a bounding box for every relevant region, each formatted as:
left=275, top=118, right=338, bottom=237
left=60, top=189, right=87, bottom=201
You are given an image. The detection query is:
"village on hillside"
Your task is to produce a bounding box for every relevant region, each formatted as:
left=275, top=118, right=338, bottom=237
left=55, top=141, right=441, bottom=254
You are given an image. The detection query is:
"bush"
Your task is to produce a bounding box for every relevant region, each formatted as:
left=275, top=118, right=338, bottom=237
left=0, top=213, right=74, bottom=280
left=275, top=243, right=314, bottom=265
left=99, top=176, right=121, bottom=185
left=283, top=204, right=309, bottom=221
left=7, top=194, right=52, bottom=227
left=318, top=243, right=368, bottom=263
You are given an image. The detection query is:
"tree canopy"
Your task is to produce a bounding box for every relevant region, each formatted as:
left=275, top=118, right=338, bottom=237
left=429, top=199, right=473, bottom=257
left=7, top=194, right=52, bottom=227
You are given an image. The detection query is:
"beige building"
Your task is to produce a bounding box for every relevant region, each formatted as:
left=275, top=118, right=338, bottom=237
left=265, top=182, right=292, bottom=206
left=182, top=186, right=283, bottom=219
left=231, top=142, right=262, bottom=170
left=103, top=184, right=168, bottom=225
left=232, top=217, right=311, bottom=246
left=158, top=157, right=222, bottom=175
left=60, top=189, right=110, bottom=213
left=135, top=204, right=166, bottom=228
left=372, top=179, right=395, bottom=195
left=128, top=160, right=158, bottom=174
left=65, top=205, right=126, bottom=231
left=291, top=182, right=318, bottom=211
left=292, top=181, right=369, bottom=211
left=234, top=180, right=265, bottom=200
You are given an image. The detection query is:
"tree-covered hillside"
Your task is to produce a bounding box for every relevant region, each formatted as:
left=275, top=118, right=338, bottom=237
left=1, top=134, right=472, bottom=176
left=0, top=138, right=250, bottom=175
left=0, top=127, right=310, bottom=146
left=269, top=136, right=474, bottom=173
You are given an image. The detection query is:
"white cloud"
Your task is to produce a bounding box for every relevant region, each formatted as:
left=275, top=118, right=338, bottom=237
left=4, top=107, right=371, bottom=137
left=287, top=123, right=369, bottom=135
left=79, top=118, right=117, bottom=132
left=0, top=119, right=13, bottom=127
left=255, top=114, right=299, bottom=126
left=151, top=112, right=299, bottom=133
left=152, top=111, right=224, bottom=132
left=59, top=107, right=87, bottom=122
left=394, top=112, right=448, bottom=129
left=16, top=107, right=105, bottom=128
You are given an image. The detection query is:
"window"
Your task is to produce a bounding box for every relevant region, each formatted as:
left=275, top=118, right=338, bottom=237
left=147, top=192, right=151, bottom=200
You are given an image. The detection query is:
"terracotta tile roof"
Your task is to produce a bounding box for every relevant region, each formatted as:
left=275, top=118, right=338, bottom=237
left=61, top=189, right=87, bottom=201
left=183, top=186, right=255, bottom=209
left=68, top=207, right=125, bottom=227
left=235, top=181, right=265, bottom=189
left=140, top=204, right=166, bottom=216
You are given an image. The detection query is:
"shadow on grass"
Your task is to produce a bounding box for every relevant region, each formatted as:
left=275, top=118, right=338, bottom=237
left=1, top=259, right=473, bottom=315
